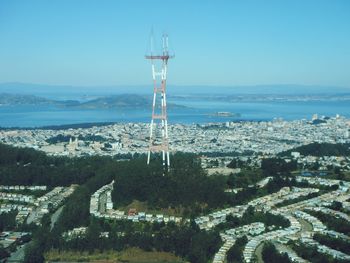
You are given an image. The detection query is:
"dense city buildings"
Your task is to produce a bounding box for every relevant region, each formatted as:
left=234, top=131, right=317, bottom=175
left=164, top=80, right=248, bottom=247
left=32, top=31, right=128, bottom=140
left=1, top=115, right=349, bottom=158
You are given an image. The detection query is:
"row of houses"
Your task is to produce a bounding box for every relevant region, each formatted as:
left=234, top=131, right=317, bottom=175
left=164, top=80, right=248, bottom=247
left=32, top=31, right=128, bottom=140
left=273, top=242, right=308, bottom=263
left=40, top=186, right=76, bottom=210
left=243, top=229, right=293, bottom=263
left=29, top=185, right=77, bottom=225
left=94, top=210, right=183, bottom=224
left=0, top=231, right=30, bottom=251
left=0, top=192, right=35, bottom=204
left=291, top=153, right=350, bottom=171
left=342, top=201, right=350, bottom=213
left=278, top=181, right=349, bottom=214
left=16, top=210, right=30, bottom=224
left=300, top=236, right=350, bottom=261
left=295, top=176, right=344, bottom=188
left=223, top=222, right=265, bottom=242
left=294, top=210, right=326, bottom=232
left=212, top=239, right=235, bottom=263
left=307, top=206, right=350, bottom=222
left=213, top=223, right=265, bottom=263
left=0, top=185, right=47, bottom=191
left=62, top=226, right=112, bottom=241
left=0, top=185, right=77, bottom=226
left=0, top=204, right=32, bottom=225
left=89, top=181, right=183, bottom=224
left=243, top=213, right=301, bottom=263
left=319, top=230, right=350, bottom=242
left=195, top=206, right=247, bottom=231
left=89, top=180, right=114, bottom=216
left=248, top=187, right=319, bottom=211
left=0, top=203, right=32, bottom=214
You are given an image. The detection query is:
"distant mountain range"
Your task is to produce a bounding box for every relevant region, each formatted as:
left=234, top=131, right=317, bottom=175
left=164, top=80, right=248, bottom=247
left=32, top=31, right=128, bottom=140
left=79, top=94, right=150, bottom=109
left=1, top=82, right=350, bottom=96
left=170, top=93, right=350, bottom=102
left=0, top=93, right=54, bottom=105
left=1, top=83, right=350, bottom=109
left=0, top=93, right=185, bottom=109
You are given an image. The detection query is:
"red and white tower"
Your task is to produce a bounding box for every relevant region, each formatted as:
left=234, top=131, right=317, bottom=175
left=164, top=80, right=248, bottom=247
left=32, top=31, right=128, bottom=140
left=145, top=34, right=174, bottom=167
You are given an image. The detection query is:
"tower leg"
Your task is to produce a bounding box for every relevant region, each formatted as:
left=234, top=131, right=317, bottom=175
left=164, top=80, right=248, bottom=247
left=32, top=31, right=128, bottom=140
left=167, top=151, right=170, bottom=167
left=147, top=151, right=151, bottom=164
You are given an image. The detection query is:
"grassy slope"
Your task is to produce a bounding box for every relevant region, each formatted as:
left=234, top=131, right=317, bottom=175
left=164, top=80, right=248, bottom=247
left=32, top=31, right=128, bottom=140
left=45, top=247, right=187, bottom=263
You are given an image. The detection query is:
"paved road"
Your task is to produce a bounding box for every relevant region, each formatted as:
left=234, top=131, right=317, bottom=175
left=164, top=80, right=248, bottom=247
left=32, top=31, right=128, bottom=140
left=274, top=242, right=310, bottom=263
left=7, top=243, right=29, bottom=262
left=99, top=192, right=107, bottom=213
left=51, top=205, right=64, bottom=230
left=298, top=218, right=313, bottom=232
left=26, top=208, right=38, bottom=225
left=253, top=217, right=313, bottom=263
left=255, top=242, right=264, bottom=263
left=7, top=206, right=64, bottom=262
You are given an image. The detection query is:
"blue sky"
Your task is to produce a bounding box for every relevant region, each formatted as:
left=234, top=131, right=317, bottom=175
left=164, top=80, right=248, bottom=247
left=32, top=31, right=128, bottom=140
left=0, top=0, right=349, bottom=87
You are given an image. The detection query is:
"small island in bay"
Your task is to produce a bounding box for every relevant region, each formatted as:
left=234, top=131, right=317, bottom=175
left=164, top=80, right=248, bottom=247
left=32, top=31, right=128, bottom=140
left=208, top=111, right=241, bottom=117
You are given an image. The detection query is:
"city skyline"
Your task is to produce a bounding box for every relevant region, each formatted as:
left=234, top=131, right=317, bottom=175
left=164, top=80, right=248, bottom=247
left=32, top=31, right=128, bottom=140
left=1, top=0, right=350, bottom=87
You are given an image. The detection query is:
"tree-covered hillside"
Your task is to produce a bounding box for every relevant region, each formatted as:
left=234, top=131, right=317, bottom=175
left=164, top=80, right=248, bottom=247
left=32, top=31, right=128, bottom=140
left=112, top=153, right=228, bottom=215
left=279, top=142, right=350, bottom=157
left=0, top=143, right=230, bottom=220
left=0, top=143, right=112, bottom=186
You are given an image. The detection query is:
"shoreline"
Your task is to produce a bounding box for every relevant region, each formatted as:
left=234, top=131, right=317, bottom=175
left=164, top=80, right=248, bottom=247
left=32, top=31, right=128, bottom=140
left=0, top=116, right=345, bottom=131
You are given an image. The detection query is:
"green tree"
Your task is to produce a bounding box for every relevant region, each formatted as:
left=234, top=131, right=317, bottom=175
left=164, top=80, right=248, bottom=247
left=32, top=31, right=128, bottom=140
left=227, top=236, right=248, bottom=263
left=24, top=241, right=44, bottom=263
left=262, top=242, right=291, bottom=263
left=86, top=218, right=102, bottom=252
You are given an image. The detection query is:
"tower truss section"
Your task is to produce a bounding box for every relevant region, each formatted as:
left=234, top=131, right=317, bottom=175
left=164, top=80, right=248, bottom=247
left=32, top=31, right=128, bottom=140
left=145, top=34, right=174, bottom=167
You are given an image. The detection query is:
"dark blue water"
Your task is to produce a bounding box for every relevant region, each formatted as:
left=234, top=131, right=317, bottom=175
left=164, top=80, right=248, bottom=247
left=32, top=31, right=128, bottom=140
left=0, top=100, right=349, bottom=128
